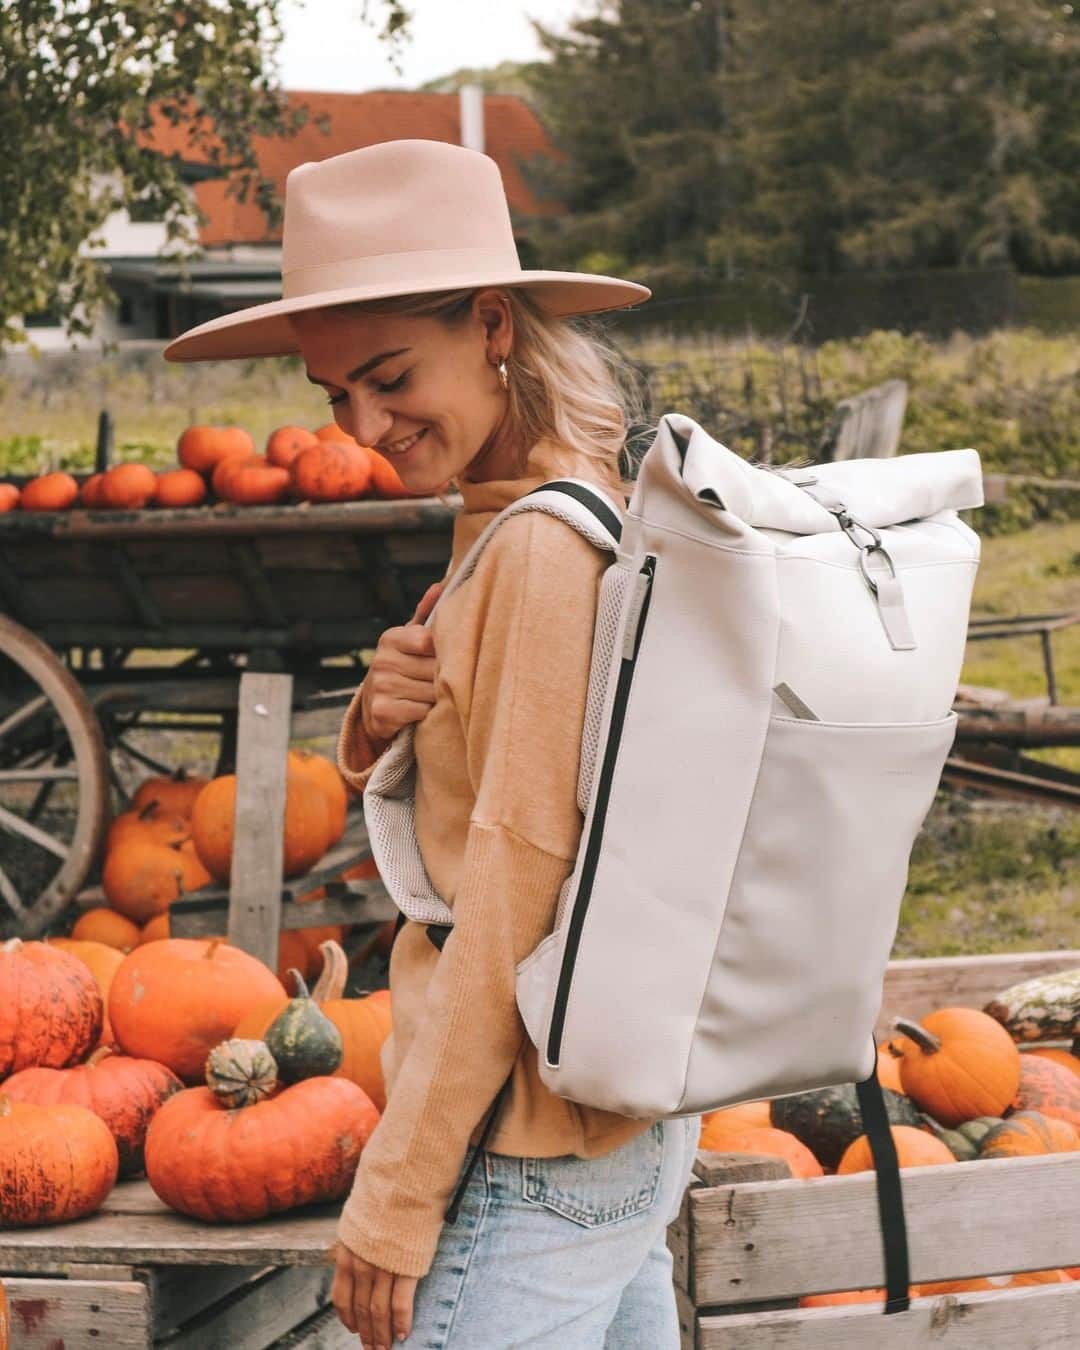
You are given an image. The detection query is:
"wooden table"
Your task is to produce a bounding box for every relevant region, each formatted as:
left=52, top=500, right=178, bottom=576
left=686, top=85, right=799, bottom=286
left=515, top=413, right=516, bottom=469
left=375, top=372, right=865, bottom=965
left=0, top=1180, right=351, bottom=1349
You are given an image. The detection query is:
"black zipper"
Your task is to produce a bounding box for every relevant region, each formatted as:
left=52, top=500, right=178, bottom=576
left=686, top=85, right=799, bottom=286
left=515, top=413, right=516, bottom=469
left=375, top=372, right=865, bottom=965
left=546, top=554, right=656, bottom=1067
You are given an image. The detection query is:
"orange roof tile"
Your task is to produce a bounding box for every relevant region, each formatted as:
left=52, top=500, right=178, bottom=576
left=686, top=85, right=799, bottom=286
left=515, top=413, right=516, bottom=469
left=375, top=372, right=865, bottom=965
left=146, top=91, right=565, bottom=247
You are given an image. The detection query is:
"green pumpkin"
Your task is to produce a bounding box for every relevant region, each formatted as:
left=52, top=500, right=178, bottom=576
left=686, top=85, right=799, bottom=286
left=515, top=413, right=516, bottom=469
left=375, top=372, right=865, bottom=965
left=770, top=1084, right=923, bottom=1169
left=264, top=970, right=343, bottom=1084
left=205, top=1038, right=279, bottom=1109
left=920, top=1112, right=1003, bottom=1161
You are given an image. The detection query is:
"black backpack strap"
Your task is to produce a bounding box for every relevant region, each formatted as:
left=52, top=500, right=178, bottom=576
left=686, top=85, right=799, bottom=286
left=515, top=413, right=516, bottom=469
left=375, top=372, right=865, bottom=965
left=524, top=479, right=624, bottom=545
left=855, top=1040, right=912, bottom=1314
left=445, top=1074, right=512, bottom=1224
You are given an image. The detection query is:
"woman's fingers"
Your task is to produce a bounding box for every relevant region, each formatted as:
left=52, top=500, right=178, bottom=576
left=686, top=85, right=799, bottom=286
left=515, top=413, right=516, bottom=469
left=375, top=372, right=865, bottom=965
left=411, top=580, right=445, bottom=625
left=330, top=1244, right=360, bottom=1332
left=392, top=1275, right=419, bottom=1343
left=369, top=1268, right=395, bottom=1349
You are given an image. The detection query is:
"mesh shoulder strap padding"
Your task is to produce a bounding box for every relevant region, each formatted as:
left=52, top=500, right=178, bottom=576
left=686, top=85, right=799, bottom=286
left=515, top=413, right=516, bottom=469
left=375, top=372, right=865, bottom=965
left=362, top=478, right=622, bottom=930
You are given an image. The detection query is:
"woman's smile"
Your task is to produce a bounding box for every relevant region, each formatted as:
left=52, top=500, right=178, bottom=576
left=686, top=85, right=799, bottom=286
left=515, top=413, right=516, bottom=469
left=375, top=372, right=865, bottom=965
left=379, top=427, right=428, bottom=457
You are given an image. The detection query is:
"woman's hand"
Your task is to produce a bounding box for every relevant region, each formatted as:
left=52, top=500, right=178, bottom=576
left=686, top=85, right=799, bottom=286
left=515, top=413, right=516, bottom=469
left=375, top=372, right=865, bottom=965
left=360, top=582, right=445, bottom=743
left=331, top=1241, right=418, bottom=1348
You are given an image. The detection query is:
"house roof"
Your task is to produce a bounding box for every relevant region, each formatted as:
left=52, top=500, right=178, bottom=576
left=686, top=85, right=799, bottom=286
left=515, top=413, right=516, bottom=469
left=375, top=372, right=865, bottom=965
left=146, top=90, right=564, bottom=248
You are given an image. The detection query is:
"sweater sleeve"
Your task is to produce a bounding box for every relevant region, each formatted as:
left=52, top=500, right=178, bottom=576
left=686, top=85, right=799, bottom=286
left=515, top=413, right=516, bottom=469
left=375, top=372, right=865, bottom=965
left=336, top=679, right=393, bottom=794
left=335, top=515, right=602, bottom=1276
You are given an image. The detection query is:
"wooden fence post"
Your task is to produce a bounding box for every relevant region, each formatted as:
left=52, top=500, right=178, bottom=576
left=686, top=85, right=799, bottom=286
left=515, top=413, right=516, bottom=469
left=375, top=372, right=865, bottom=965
left=227, top=671, right=293, bottom=968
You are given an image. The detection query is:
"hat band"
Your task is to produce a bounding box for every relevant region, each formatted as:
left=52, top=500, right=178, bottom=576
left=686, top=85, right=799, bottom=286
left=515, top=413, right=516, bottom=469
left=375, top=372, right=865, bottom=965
left=282, top=246, right=523, bottom=300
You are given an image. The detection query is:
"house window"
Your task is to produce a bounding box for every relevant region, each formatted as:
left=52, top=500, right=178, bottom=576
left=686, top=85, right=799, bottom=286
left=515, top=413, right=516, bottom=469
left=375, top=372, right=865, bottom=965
left=128, top=196, right=164, bottom=224
left=118, top=296, right=135, bottom=326
left=23, top=308, right=61, bottom=328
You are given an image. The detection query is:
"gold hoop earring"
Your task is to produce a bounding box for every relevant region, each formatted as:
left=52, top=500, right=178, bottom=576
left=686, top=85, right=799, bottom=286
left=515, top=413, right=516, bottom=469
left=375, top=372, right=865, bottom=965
left=497, top=358, right=510, bottom=392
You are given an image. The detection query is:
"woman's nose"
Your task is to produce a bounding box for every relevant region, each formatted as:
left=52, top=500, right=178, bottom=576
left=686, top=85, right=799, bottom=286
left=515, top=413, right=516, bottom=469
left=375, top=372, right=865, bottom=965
left=347, top=392, right=393, bottom=448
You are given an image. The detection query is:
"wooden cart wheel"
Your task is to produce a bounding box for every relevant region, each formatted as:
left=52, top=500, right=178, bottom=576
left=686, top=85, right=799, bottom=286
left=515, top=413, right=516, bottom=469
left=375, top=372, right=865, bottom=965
left=0, top=615, right=109, bottom=937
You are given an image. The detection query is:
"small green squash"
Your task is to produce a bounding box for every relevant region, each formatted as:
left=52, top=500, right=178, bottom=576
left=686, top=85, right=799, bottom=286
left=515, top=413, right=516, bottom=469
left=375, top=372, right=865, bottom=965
left=983, top=968, right=1080, bottom=1043
left=770, top=1084, right=923, bottom=1169
left=921, top=1113, right=1004, bottom=1161
left=205, top=1039, right=279, bottom=1109
left=264, top=970, right=343, bottom=1084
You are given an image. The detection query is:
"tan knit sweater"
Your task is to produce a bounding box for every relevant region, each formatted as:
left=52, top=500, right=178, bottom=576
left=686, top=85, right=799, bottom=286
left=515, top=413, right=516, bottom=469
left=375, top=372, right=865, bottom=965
left=335, top=439, right=654, bottom=1277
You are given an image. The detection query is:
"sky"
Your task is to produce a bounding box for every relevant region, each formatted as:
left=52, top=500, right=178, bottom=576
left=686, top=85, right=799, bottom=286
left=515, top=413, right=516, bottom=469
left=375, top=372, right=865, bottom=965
left=278, top=0, right=590, bottom=92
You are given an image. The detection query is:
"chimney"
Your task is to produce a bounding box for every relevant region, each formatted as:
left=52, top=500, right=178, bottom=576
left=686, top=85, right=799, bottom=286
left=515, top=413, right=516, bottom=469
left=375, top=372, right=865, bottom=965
left=459, top=84, right=485, bottom=155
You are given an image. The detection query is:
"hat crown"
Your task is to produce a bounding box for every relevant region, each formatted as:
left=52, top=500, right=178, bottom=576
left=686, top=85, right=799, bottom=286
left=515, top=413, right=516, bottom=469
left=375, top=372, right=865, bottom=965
left=282, top=139, right=520, bottom=278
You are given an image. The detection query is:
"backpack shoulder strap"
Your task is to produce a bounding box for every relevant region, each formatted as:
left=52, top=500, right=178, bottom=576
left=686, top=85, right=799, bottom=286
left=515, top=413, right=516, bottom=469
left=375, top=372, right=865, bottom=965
left=428, top=477, right=623, bottom=622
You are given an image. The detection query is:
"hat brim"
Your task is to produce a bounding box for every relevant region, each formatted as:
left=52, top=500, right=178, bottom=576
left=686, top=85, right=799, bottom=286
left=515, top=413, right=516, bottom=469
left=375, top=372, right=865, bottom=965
left=163, top=271, right=651, bottom=363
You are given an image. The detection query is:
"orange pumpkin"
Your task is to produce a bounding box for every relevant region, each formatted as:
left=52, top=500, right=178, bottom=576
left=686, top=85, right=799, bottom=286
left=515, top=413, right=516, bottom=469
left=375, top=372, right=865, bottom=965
left=79, top=472, right=107, bottom=507
left=837, top=1125, right=956, bottom=1174
left=100, top=463, right=156, bottom=510
left=291, top=440, right=373, bottom=502
left=145, top=1078, right=378, bottom=1221
left=71, top=907, right=141, bottom=951
left=236, top=940, right=392, bottom=1110
left=266, top=425, right=319, bottom=468
left=876, top=1045, right=905, bottom=1093
left=190, top=772, right=332, bottom=882
left=1027, top=1047, right=1080, bottom=1080
left=109, top=939, right=286, bottom=1083
left=220, top=457, right=291, bottom=506
left=132, top=770, right=209, bottom=819
left=0, top=939, right=103, bottom=1077
left=1006, top=1269, right=1071, bottom=1286
left=178, top=424, right=256, bottom=473
left=177, top=838, right=212, bottom=892
left=0, top=483, right=19, bottom=512
left=978, top=1111, right=1079, bottom=1158
left=106, top=801, right=190, bottom=852
left=139, top=913, right=171, bottom=944
left=700, top=1101, right=772, bottom=1137
left=698, top=1123, right=824, bottom=1178
left=2, top=1045, right=181, bottom=1178
left=154, top=467, right=207, bottom=508
left=102, top=838, right=185, bottom=922
left=1009, top=1054, right=1080, bottom=1128
left=800, top=1289, right=885, bottom=1307
left=211, top=449, right=260, bottom=498
left=890, top=1009, right=1021, bottom=1126
left=287, top=748, right=348, bottom=843
left=45, top=939, right=124, bottom=1046
left=0, top=1095, right=118, bottom=1226
left=314, top=422, right=360, bottom=443
left=366, top=448, right=413, bottom=499
left=20, top=471, right=79, bottom=512
left=915, top=1277, right=997, bottom=1297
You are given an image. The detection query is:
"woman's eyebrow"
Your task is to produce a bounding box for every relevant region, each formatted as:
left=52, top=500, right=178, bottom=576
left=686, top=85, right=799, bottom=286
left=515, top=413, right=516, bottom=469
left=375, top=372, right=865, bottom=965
left=305, top=348, right=412, bottom=387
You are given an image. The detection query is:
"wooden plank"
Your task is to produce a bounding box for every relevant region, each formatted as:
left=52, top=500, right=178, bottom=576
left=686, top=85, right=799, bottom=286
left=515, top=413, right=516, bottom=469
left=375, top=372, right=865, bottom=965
left=698, top=1283, right=1080, bottom=1350
left=150, top=1266, right=265, bottom=1337
left=163, top=1265, right=331, bottom=1350
left=675, top=1282, right=698, bottom=1350
left=227, top=671, right=292, bottom=968
left=99, top=1179, right=171, bottom=1216
left=876, top=950, right=1080, bottom=1040
left=171, top=890, right=396, bottom=937
left=271, top=1301, right=358, bottom=1349
left=0, top=1207, right=340, bottom=1268
left=694, top=1153, right=791, bottom=1187
left=668, top=1182, right=696, bottom=1295
left=5, top=1276, right=150, bottom=1349
left=690, top=1154, right=1080, bottom=1306
left=828, top=380, right=908, bottom=461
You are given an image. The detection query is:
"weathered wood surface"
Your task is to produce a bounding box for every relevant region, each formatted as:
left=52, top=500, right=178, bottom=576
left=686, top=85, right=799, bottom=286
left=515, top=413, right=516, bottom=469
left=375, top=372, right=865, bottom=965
left=0, top=1180, right=339, bottom=1269
left=164, top=1265, right=332, bottom=1350
left=875, top=949, right=1080, bottom=1040
left=272, top=1302, right=358, bottom=1349
left=227, top=671, right=292, bottom=967
left=0, top=495, right=461, bottom=539
left=954, top=703, right=1080, bottom=745
left=696, top=1283, right=1080, bottom=1350
left=687, top=1154, right=1080, bottom=1307
left=150, top=1264, right=264, bottom=1336
left=825, top=380, right=908, bottom=461
left=4, top=1276, right=151, bottom=1349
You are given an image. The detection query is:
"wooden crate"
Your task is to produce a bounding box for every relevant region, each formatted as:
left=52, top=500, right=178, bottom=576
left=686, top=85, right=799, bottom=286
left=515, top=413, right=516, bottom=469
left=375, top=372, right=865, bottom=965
left=670, top=949, right=1080, bottom=1348
left=0, top=1180, right=352, bottom=1349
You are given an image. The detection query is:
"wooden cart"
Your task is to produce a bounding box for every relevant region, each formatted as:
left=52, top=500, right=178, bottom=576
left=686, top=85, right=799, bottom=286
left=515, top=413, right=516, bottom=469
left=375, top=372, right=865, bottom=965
left=672, top=949, right=1080, bottom=1349
left=0, top=495, right=457, bottom=938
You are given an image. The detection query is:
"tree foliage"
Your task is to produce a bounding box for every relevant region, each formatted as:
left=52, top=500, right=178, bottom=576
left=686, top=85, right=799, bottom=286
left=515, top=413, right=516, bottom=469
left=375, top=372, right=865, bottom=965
left=526, top=0, right=1080, bottom=281
left=0, top=1, right=411, bottom=347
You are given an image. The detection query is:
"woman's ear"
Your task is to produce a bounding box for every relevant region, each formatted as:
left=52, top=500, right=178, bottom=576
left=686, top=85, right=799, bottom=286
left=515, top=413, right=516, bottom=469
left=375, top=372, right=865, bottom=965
left=472, top=288, right=514, bottom=363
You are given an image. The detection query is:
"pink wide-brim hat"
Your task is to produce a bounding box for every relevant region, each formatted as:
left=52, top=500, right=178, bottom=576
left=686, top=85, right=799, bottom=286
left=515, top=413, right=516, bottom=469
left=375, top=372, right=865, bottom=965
left=163, top=139, right=650, bottom=362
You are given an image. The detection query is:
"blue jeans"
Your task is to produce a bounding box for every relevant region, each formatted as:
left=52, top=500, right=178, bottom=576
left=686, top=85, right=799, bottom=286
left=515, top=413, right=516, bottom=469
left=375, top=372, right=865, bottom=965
left=402, top=1116, right=700, bottom=1348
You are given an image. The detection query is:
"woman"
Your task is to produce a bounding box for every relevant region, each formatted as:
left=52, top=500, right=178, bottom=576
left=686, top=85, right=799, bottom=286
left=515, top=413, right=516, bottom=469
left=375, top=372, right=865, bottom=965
left=165, top=139, right=701, bottom=1350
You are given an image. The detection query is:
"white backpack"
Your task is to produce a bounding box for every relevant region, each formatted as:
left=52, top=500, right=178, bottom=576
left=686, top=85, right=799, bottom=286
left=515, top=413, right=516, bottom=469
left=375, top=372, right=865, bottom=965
left=364, top=412, right=983, bottom=1309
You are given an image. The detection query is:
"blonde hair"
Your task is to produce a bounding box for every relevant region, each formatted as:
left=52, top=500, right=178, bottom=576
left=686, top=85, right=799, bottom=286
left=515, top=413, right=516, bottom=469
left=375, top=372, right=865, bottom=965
left=339, top=287, right=646, bottom=489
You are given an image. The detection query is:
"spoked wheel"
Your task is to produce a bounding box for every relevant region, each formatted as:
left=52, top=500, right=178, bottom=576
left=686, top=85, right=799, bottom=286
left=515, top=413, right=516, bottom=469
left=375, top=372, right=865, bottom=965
left=0, top=616, right=109, bottom=937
